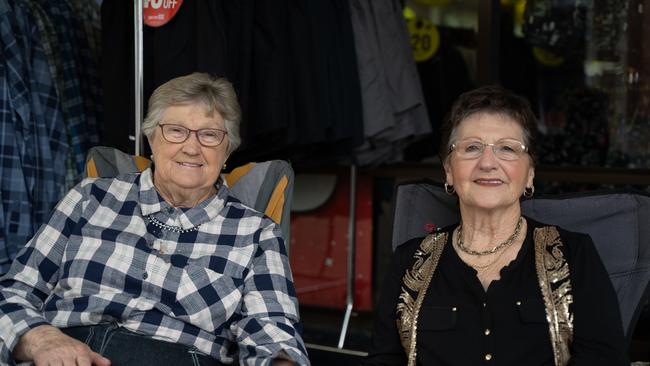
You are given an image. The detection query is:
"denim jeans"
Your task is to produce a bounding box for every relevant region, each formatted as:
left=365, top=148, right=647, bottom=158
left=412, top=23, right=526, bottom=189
left=61, top=323, right=224, bottom=366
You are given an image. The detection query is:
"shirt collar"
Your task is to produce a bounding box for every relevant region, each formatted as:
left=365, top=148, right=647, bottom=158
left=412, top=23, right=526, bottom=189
left=138, top=168, right=230, bottom=229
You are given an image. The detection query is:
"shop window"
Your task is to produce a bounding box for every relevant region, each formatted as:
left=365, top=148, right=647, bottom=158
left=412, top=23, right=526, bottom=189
left=502, top=0, right=650, bottom=171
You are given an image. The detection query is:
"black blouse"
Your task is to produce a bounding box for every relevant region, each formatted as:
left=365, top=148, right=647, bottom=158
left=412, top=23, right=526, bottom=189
left=363, top=219, right=628, bottom=366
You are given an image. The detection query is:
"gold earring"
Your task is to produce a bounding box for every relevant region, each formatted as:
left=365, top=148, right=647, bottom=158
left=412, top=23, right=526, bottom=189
left=444, top=183, right=455, bottom=195
left=523, top=186, right=534, bottom=198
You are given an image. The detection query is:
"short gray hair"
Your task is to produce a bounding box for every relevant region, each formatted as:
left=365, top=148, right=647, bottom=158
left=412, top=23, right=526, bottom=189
left=142, top=73, right=242, bottom=155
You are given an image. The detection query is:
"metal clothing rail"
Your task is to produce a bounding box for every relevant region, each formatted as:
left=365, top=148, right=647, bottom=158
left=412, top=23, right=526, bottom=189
left=134, top=0, right=144, bottom=155
left=337, top=164, right=357, bottom=348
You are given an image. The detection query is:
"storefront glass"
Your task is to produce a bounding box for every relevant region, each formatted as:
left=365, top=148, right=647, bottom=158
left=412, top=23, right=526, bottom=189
left=407, top=0, right=650, bottom=190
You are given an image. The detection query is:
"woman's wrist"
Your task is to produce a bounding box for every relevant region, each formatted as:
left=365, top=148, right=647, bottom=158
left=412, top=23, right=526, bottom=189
left=14, top=324, right=62, bottom=361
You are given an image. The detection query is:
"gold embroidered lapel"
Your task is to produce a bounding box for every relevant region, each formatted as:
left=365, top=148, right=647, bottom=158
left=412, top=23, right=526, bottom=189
left=396, top=232, right=447, bottom=366
left=534, top=226, right=574, bottom=366
left=395, top=226, right=573, bottom=366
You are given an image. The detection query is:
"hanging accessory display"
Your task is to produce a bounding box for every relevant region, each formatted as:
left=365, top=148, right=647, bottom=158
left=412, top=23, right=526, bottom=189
left=146, top=215, right=200, bottom=233
left=456, top=216, right=524, bottom=256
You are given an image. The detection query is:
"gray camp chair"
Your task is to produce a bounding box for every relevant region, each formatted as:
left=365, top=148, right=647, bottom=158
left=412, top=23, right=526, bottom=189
left=391, top=180, right=650, bottom=344
left=85, top=146, right=294, bottom=245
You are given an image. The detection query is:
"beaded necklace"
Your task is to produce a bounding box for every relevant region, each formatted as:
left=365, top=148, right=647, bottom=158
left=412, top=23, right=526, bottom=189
left=146, top=215, right=200, bottom=233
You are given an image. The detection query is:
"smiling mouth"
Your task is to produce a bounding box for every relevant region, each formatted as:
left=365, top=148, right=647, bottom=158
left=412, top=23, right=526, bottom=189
left=177, top=162, right=203, bottom=168
left=474, top=179, right=503, bottom=185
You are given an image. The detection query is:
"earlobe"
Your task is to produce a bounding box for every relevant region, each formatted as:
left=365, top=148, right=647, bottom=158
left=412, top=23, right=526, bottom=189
left=527, top=167, right=535, bottom=187
left=443, top=163, right=453, bottom=186
left=446, top=176, right=454, bottom=186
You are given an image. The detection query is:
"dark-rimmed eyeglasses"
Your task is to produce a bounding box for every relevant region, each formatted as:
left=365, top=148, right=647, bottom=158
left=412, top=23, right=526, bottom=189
left=451, top=138, right=528, bottom=161
left=158, top=124, right=228, bottom=147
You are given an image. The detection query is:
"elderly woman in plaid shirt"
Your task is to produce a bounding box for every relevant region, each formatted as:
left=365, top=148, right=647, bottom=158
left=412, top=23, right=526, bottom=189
left=0, top=73, right=309, bottom=366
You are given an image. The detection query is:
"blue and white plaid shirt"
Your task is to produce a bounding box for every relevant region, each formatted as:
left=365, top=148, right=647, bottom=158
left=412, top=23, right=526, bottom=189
left=0, top=0, right=70, bottom=274
left=0, top=168, right=309, bottom=365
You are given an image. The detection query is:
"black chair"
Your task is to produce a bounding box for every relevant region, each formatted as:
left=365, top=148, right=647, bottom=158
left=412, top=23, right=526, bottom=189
left=391, top=180, right=650, bottom=345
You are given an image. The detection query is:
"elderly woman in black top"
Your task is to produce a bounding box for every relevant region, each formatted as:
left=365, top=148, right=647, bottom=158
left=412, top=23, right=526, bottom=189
left=0, top=73, right=308, bottom=365
left=364, top=85, right=627, bottom=365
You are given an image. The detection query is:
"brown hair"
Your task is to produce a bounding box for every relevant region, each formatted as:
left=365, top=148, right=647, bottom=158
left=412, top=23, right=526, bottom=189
left=439, top=85, right=538, bottom=165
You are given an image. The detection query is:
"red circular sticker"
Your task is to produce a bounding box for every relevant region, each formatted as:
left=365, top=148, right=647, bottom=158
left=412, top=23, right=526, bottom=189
left=143, top=0, right=184, bottom=27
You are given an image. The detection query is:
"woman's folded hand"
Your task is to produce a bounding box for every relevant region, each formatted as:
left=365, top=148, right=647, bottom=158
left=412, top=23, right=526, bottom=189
left=14, top=324, right=111, bottom=366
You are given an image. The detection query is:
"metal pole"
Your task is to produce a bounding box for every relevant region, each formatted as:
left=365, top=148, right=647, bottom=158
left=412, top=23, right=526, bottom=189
left=134, top=0, right=144, bottom=155
left=477, top=0, right=500, bottom=85
left=338, top=164, right=357, bottom=349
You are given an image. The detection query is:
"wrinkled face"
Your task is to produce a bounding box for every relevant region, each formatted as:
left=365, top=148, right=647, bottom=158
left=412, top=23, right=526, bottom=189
left=444, top=112, right=534, bottom=213
left=149, top=103, right=229, bottom=196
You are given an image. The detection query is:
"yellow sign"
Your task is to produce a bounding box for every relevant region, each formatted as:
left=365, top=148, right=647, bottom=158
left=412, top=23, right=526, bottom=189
left=406, top=16, right=440, bottom=62
left=532, top=47, right=564, bottom=66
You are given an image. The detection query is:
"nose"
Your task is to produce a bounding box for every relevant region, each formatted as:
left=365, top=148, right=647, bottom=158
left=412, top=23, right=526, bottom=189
left=181, top=131, right=202, bottom=154
left=477, top=145, right=499, bottom=170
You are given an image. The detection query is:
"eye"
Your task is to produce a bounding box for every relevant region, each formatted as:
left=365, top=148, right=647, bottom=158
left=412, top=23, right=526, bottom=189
left=166, top=125, right=187, bottom=135
left=199, top=130, right=218, bottom=138
left=464, top=142, right=483, bottom=153
left=497, top=141, right=522, bottom=154
left=199, top=129, right=224, bottom=140
left=498, top=144, right=516, bottom=153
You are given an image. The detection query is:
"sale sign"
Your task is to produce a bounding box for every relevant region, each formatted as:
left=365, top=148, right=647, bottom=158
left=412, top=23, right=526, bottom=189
left=143, top=0, right=183, bottom=27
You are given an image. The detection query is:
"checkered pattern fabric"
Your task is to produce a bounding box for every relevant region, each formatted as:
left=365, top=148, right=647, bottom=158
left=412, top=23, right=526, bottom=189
left=0, top=168, right=309, bottom=365
left=38, top=1, right=99, bottom=183
left=0, top=0, right=69, bottom=273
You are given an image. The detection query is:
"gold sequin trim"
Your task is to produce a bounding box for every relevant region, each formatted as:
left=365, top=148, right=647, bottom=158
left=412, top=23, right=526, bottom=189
left=394, top=226, right=573, bottom=366
left=396, top=232, right=447, bottom=366
left=534, top=226, right=573, bottom=366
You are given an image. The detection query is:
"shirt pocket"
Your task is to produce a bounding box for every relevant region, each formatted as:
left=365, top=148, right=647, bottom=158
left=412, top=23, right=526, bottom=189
left=417, top=305, right=458, bottom=331
left=173, top=264, right=245, bottom=333
left=517, top=298, right=547, bottom=324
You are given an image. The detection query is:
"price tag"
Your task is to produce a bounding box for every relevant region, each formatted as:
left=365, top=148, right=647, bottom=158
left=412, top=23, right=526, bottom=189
left=143, top=0, right=184, bottom=27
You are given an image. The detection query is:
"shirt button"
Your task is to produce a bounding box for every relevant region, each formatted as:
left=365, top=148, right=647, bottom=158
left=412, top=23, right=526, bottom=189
left=483, top=302, right=487, bottom=307
left=142, top=272, right=148, bottom=279
left=484, top=328, right=491, bottom=336
left=485, top=354, right=492, bottom=361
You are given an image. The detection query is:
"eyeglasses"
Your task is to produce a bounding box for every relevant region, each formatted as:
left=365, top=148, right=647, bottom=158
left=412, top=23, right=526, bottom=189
left=158, top=124, right=228, bottom=147
left=451, top=138, right=528, bottom=161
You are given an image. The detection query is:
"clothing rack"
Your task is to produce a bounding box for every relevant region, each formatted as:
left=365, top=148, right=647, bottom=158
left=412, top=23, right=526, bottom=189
left=338, top=164, right=357, bottom=348
left=134, top=0, right=144, bottom=155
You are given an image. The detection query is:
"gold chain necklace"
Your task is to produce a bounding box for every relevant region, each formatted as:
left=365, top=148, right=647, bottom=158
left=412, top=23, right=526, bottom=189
left=453, top=230, right=504, bottom=270
left=456, top=216, right=523, bottom=256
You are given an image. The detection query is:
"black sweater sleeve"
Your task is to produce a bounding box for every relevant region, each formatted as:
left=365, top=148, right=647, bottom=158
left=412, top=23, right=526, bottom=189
left=565, top=231, right=629, bottom=366
left=361, top=238, right=423, bottom=365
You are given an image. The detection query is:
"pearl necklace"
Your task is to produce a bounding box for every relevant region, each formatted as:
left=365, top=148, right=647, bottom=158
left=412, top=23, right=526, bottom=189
left=456, top=217, right=523, bottom=256
left=146, top=215, right=200, bottom=233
